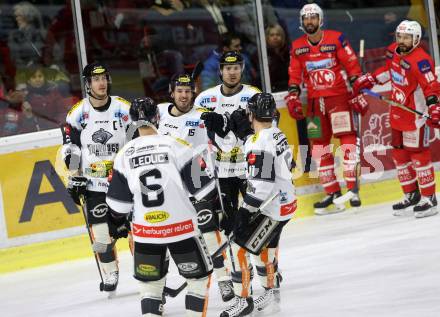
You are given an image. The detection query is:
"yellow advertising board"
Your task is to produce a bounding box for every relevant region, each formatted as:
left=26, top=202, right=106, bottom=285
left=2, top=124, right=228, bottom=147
left=0, top=146, right=84, bottom=238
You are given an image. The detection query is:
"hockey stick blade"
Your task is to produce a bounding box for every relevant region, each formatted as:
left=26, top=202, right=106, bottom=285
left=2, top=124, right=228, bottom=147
left=333, top=190, right=357, bottom=205
left=361, top=89, right=430, bottom=119
left=163, top=282, right=188, bottom=297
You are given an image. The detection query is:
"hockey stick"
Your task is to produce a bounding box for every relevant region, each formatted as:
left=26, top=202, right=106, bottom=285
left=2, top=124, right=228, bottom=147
left=362, top=88, right=431, bottom=119
left=191, top=61, right=204, bottom=81
left=79, top=194, right=105, bottom=292
left=333, top=39, right=365, bottom=205
left=163, top=282, right=188, bottom=297
left=211, top=190, right=280, bottom=259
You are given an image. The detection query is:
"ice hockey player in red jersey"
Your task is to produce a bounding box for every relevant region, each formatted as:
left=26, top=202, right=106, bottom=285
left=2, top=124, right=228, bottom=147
left=353, top=20, right=440, bottom=218
left=286, top=3, right=364, bottom=215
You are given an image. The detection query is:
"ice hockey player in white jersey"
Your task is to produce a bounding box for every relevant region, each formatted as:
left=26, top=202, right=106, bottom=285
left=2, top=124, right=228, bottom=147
left=195, top=51, right=261, bottom=228
left=60, top=62, right=132, bottom=292
left=106, top=98, right=215, bottom=317
left=157, top=73, right=235, bottom=302
left=219, top=93, right=297, bottom=317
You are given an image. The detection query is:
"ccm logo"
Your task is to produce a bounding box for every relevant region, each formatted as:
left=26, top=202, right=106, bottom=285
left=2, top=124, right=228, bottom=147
left=249, top=217, right=278, bottom=250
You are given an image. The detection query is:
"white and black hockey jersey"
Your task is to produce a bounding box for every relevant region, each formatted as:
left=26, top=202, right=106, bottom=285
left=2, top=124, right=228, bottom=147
left=194, top=84, right=261, bottom=178
left=61, top=96, right=132, bottom=192
left=157, top=103, right=209, bottom=153
left=106, top=134, right=216, bottom=244
left=243, top=127, right=296, bottom=221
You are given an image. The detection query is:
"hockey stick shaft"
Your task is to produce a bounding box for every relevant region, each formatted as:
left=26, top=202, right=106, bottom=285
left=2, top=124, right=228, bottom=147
left=362, top=88, right=430, bottom=119
left=79, top=195, right=105, bottom=291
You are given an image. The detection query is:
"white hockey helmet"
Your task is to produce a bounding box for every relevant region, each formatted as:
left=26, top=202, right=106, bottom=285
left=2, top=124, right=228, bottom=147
left=299, top=3, right=324, bottom=32
left=395, top=20, right=422, bottom=47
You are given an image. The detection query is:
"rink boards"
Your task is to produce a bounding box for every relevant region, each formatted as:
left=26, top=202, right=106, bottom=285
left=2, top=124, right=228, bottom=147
left=1, top=85, right=440, bottom=274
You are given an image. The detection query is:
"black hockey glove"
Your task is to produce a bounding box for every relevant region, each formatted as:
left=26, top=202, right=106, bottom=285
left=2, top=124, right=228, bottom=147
left=107, top=211, right=130, bottom=240
left=200, top=111, right=229, bottom=138
left=230, top=109, right=253, bottom=141
left=67, top=176, right=87, bottom=205
left=233, top=207, right=251, bottom=237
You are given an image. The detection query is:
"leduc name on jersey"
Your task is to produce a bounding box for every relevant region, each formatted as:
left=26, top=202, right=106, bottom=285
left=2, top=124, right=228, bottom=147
left=106, top=134, right=215, bottom=244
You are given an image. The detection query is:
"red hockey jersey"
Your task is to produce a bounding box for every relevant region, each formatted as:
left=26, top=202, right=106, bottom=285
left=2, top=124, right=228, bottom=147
left=288, top=30, right=362, bottom=99
left=373, top=42, right=440, bottom=131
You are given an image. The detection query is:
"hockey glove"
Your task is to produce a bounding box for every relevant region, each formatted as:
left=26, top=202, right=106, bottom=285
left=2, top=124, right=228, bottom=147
left=233, top=207, right=251, bottom=237
left=349, top=94, right=369, bottom=116
left=107, top=211, right=130, bottom=240
left=352, top=73, right=377, bottom=96
left=67, top=176, right=87, bottom=205
left=200, top=111, right=229, bottom=138
left=230, top=109, right=254, bottom=141
left=427, top=96, right=440, bottom=128
left=284, top=91, right=304, bottom=120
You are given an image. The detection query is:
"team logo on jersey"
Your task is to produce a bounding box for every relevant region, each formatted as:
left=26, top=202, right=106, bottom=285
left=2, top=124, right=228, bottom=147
left=320, top=44, right=336, bottom=53
left=279, top=191, right=288, bottom=204
left=130, top=153, right=169, bottom=168
left=391, top=86, right=406, bottom=104
left=177, top=262, right=199, bottom=272
left=125, top=146, right=135, bottom=156
left=114, top=111, right=129, bottom=122
left=305, top=58, right=334, bottom=71
left=185, top=120, right=200, bottom=127
left=92, top=128, right=113, bottom=144
left=417, top=59, right=431, bottom=73
left=197, top=209, right=213, bottom=226
left=247, top=153, right=257, bottom=165
left=240, top=96, right=250, bottom=102
left=280, top=200, right=297, bottom=216
left=295, top=47, right=309, bottom=55
left=144, top=211, right=170, bottom=223
left=90, top=203, right=108, bottom=218
left=309, top=69, right=336, bottom=88
left=276, top=138, right=289, bottom=156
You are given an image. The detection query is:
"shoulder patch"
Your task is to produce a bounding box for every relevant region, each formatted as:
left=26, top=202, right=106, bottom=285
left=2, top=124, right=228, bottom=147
left=385, top=50, right=394, bottom=59
left=249, top=85, right=262, bottom=93
left=417, top=59, right=431, bottom=73
left=251, top=133, right=259, bottom=143
left=67, top=99, right=83, bottom=116
left=400, top=59, right=411, bottom=70
left=295, top=46, right=310, bottom=56
left=338, top=34, right=347, bottom=47
left=115, top=97, right=131, bottom=105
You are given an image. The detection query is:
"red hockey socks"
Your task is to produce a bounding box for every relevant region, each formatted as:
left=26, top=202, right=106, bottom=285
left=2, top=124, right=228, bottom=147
left=411, top=150, right=436, bottom=196
left=339, top=134, right=358, bottom=191
left=392, top=148, right=418, bottom=193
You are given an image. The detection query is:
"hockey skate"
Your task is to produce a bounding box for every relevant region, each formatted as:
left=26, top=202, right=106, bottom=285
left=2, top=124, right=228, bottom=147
left=220, top=296, right=254, bottom=317
left=103, top=271, right=119, bottom=297
left=414, top=195, right=438, bottom=218
left=218, top=279, right=235, bottom=302
left=392, top=189, right=421, bottom=216
left=314, top=191, right=345, bottom=215
left=253, top=288, right=279, bottom=312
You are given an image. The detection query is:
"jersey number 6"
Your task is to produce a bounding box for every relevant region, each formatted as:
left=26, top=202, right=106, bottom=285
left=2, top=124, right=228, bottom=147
left=139, top=169, right=164, bottom=207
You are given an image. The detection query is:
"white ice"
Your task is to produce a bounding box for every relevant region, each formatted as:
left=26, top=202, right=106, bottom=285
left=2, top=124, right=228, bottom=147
left=1, top=202, right=440, bottom=317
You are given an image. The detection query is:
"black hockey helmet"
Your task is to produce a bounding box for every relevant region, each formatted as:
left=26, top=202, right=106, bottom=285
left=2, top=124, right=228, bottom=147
left=129, top=97, right=159, bottom=126
left=219, top=51, right=244, bottom=69
left=247, top=92, right=277, bottom=121
left=169, top=73, right=195, bottom=93
left=82, top=62, right=112, bottom=98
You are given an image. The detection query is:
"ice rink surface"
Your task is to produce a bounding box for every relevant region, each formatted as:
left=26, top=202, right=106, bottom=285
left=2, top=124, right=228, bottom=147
left=2, top=201, right=440, bottom=317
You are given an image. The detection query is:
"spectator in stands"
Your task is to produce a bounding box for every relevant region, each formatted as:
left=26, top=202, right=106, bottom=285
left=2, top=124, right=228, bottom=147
left=264, top=23, right=289, bottom=92
left=8, top=2, right=46, bottom=84
left=200, top=32, right=256, bottom=90
left=20, top=63, right=78, bottom=133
